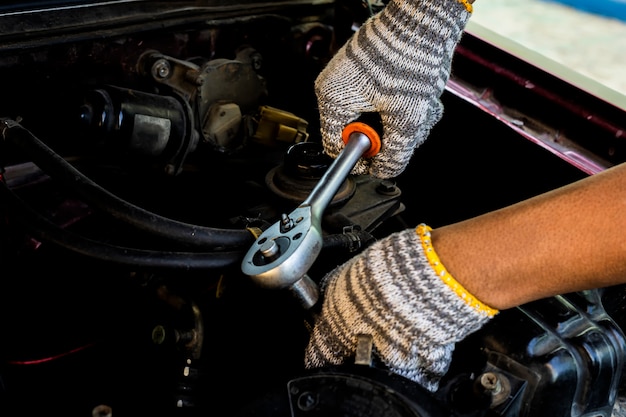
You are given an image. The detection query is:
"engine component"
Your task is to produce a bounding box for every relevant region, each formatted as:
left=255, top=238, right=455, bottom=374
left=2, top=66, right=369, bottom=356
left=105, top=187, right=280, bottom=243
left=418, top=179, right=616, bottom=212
left=233, top=333, right=450, bottom=417
left=79, top=85, right=196, bottom=175
left=438, top=290, right=626, bottom=417
left=265, top=141, right=355, bottom=205
left=251, top=105, right=310, bottom=146
left=137, top=48, right=269, bottom=153
left=241, top=119, right=381, bottom=308
left=0, top=118, right=254, bottom=256
left=236, top=367, right=450, bottom=417
left=80, top=49, right=310, bottom=174
left=1, top=1, right=626, bottom=416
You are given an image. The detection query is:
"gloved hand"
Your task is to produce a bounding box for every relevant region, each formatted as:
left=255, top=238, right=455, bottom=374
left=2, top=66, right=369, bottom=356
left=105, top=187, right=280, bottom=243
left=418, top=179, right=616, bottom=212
left=316, top=0, right=472, bottom=179
left=304, top=224, right=498, bottom=392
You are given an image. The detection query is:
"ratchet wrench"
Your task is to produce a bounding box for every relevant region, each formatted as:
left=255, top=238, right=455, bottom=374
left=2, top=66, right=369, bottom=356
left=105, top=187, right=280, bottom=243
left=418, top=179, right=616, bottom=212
left=241, top=119, right=382, bottom=309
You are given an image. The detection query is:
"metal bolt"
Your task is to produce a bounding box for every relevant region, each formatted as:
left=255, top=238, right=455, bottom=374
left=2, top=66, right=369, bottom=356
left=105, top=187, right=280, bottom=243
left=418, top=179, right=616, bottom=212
left=152, top=325, right=167, bottom=345
left=153, top=59, right=171, bottom=79
left=376, top=180, right=399, bottom=196
left=164, top=163, right=177, bottom=176
left=92, top=404, right=112, bottom=417
left=297, top=391, right=318, bottom=411
left=480, top=372, right=500, bottom=392
left=280, top=213, right=295, bottom=231
left=260, top=239, right=279, bottom=259
left=250, top=52, right=263, bottom=71
left=479, top=371, right=511, bottom=408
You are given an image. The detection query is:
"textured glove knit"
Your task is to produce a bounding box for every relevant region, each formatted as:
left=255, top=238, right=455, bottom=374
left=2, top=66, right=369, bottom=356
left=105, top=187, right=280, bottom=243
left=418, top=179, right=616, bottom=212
left=304, top=227, right=495, bottom=392
left=316, top=0, right=471, bottom=178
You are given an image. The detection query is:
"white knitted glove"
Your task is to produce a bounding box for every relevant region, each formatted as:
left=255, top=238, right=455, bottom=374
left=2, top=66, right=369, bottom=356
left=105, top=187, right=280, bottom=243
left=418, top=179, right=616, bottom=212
left=316, top=0, right=471, bottom=179
left=304, top=225, right=498, bottom=392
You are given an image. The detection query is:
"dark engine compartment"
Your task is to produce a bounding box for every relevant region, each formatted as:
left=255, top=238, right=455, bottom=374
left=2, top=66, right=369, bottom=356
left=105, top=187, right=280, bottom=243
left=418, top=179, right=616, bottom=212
left=2, top=1, right=626, bottom=416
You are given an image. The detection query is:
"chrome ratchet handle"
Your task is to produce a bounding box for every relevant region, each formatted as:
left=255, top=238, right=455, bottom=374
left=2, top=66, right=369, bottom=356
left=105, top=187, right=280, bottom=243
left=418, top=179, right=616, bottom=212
left=303, top=132, right=374, bottom=218
left=241, top=121, right=381, bottom=309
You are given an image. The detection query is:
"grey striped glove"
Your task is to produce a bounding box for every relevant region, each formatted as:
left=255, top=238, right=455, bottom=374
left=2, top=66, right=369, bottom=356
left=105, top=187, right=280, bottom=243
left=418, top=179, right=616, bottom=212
left=304, top=225, right=498, bottom=392
left=316, top=0, right=472, bottom=179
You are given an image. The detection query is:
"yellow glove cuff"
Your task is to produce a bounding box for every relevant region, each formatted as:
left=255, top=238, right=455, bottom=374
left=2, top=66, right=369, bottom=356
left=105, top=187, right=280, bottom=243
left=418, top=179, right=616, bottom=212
left=456, top=0, right=473, bottom=13
left=416, top=223, right=498, bottom=318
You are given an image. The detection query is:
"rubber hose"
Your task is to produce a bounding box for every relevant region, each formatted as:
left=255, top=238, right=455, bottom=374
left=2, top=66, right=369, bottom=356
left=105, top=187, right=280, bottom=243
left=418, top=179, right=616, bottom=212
left=1, top=119, right=254, bottom=250
left=322, top=230, right=376, bottom=252
left=0, top=179, right=243, bottom=270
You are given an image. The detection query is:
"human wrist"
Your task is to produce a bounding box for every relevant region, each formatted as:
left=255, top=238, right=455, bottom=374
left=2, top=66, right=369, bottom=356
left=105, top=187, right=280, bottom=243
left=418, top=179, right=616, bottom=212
left=429, top=222, right=521, bottom=311
left=416, top=224, right=499, bottom=318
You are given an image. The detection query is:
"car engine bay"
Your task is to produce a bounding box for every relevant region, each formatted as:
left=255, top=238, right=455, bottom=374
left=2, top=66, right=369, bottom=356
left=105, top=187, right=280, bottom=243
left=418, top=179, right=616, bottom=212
left=2, top=1, right=626, bottom=416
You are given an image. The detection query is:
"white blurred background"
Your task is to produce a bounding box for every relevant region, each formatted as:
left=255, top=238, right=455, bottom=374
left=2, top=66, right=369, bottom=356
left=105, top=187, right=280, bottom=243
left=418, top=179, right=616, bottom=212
left=468, top=0, right=626, bottom=106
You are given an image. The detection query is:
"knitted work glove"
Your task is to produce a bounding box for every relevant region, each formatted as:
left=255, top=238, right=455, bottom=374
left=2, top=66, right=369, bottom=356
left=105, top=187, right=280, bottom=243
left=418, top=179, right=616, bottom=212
left=304, top=224, right=498, bottom=392
left=316, top=0, right=472, bottom=179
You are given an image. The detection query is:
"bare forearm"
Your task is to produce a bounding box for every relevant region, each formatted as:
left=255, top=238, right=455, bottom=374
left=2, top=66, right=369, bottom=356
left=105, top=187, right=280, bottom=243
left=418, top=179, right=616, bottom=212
left=432, top=162, right=626, bottom=310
